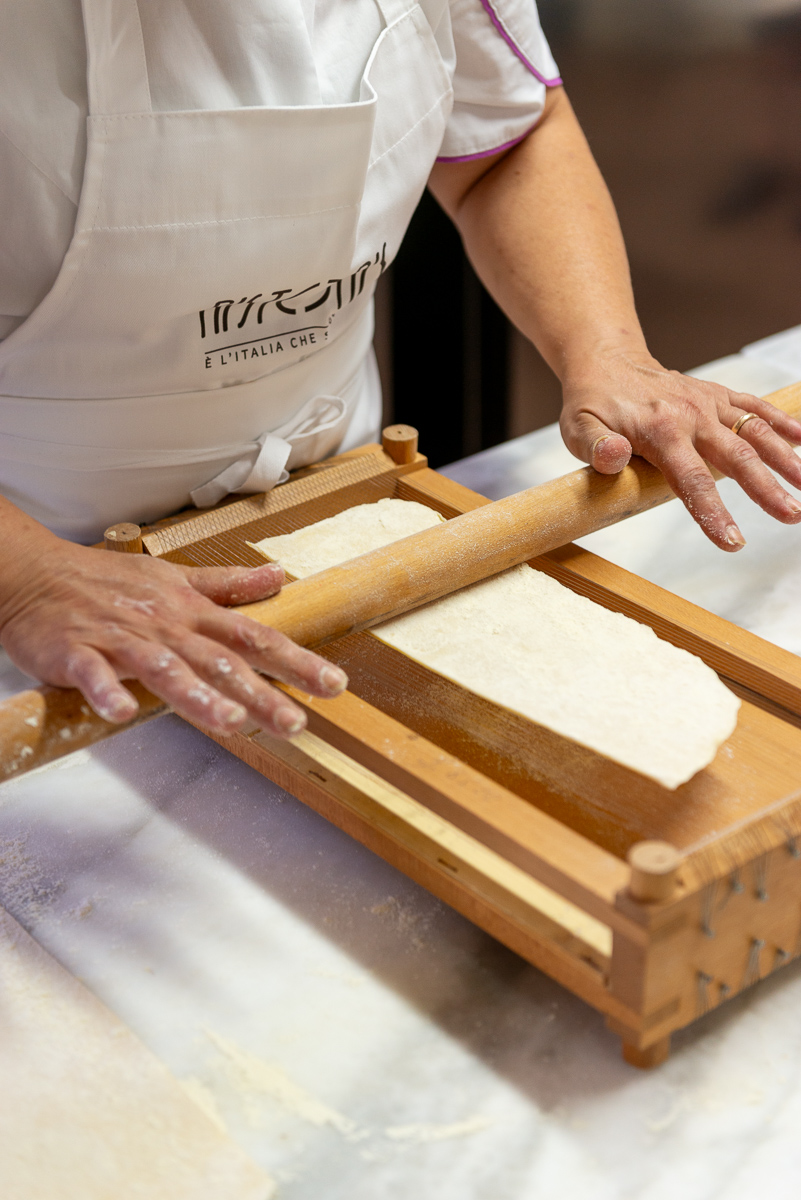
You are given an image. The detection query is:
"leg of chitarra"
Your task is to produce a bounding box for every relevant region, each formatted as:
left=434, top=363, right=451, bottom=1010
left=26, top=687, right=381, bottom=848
left=621, top=1035, right=671, bottom=1069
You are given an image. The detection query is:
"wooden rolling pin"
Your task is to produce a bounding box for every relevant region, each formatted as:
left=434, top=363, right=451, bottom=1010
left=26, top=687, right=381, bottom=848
left=2, top=382, right=800, bottom=781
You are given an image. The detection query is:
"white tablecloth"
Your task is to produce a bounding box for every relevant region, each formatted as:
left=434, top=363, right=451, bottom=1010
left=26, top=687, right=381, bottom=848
left=1, top=328, right=801, bottom=1199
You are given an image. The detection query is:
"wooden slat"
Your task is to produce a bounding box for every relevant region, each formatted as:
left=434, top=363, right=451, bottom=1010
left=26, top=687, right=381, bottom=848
left=142, top=445, right=425, bottom=559
left=280, top=731, right=612, bottom=960
left=538, top=543, right=801, bottom=722
left=240, top=433, right=780, bottom=646
left=274, top=685, right=640, bottom=937
left=197, top=720, right=650, bottom=1026
left=609, top=821, right=801, bottom=1048
left=317, top=627, right=801, bottom=864
left=399, top=469, right=801, bottom=722
left=395, top=467, right=490, bottom=516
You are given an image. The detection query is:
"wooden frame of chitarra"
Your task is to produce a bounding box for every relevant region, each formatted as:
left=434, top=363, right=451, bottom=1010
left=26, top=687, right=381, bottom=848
left=142, top=436, right=801, bottom=1068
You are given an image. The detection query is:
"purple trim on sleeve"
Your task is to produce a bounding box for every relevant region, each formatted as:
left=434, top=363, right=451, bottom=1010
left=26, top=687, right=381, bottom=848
left=478, top=0, right=562, bottom=86
left=436, top=129, right=532, bottom=163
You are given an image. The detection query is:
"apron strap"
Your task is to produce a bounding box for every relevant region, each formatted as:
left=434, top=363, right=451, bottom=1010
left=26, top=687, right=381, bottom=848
left=189, top=395, right=349, bottom=509
left=81, top=0, right=152, bottom=116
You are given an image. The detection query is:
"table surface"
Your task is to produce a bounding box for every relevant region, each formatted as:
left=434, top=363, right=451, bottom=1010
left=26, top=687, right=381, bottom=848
left=2, top=329, right=801, bottom=1199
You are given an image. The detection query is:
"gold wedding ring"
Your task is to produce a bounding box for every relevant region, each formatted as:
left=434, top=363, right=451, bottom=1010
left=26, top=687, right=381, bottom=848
left=731, top=411, right=759, bottom=436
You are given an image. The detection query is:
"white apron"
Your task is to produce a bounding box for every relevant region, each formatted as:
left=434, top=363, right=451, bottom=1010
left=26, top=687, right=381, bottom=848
left=0, top=0, right=453, bottom=541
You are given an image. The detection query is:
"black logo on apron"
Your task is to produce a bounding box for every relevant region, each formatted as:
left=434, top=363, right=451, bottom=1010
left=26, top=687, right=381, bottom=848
left=199, top=246, right=387, bottom=369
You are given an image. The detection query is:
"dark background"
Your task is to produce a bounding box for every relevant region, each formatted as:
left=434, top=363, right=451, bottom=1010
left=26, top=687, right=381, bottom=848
left=376, top=0, right=801, bottom=467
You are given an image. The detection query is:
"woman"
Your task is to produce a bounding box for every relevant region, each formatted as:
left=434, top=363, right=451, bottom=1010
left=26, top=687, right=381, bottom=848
left=2, top=0, right=800, bottom=740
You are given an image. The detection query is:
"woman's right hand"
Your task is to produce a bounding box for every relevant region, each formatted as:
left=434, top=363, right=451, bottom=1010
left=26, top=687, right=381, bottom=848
left=0, top=500, right=346, bottom=737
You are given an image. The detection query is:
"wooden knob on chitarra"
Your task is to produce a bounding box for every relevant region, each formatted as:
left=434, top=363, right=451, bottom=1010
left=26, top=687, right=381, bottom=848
left=627, top=840, right=682, bottom=903
left=382, top=424, right=419, bottom=465
left=103, top=523, right=143, bottom=553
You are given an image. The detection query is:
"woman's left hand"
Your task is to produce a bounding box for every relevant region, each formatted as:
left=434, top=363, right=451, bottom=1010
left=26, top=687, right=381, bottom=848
left=559, top=350, right=801, bottom=551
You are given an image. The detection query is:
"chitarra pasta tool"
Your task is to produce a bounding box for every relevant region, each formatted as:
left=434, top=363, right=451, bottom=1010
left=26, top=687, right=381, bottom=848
left=2, top=389, right=801, bottom=1066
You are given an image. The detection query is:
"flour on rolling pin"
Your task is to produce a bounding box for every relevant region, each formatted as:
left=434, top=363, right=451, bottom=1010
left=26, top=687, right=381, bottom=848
left=249, top=498, right=740, bottom=789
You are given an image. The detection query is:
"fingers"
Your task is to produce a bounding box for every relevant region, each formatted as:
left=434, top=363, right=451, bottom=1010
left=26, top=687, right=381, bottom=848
left=105, top=639, right=252, bottom=734
left=592, top=430, right=633, bottom=474
left=727, top=392, right=801, bottom=446
left=108, top=613, right=347, bottom=737
left=560, top=409, right=632, bottom=474
left=558, top=365, right=801, bottom=549
left=66, top=569, right=346, bottom=739
left=0, top=539, right=347, bottom=743
left=562, top=401, right=746, bottom=547
left=702, top=420, right=801, bottom=525
left=62, top=645, right=140, bottom=724
left=651, top=440, right=745, bottom=551
left=166, top=633, right=318, bottom=736
left=64, top=621, right=344, bottom=740
left=186, top=563, right=285, bottom=606
left=732, top=413, right=801, bottom=494
left=203, top=612, right=348, bottom=699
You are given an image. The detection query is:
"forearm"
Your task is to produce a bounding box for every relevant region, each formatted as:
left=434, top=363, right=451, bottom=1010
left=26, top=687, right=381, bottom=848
left=428, top=93, right=801, bottom=550
left=0, top=496, right=64, bottom=624
left=428, top=88, right=653, bottom=384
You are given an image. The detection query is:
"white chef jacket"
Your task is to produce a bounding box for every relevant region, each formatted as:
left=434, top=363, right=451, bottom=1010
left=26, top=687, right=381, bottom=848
left=0, top=0, right=560, bottom=344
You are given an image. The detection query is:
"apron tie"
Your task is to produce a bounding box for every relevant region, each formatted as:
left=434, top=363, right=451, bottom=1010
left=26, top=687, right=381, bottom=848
left=189, top=394, right=347, bottom=508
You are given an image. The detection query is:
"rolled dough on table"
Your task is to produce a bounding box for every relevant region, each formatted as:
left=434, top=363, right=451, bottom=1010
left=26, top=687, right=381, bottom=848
left=250, top=498, right=740, bottom=789
left=0, top=906, right=273, bottom=1200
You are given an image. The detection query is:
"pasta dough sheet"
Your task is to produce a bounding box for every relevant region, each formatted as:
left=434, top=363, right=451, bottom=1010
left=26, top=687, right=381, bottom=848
left=250, top=499, right=740, bottom=789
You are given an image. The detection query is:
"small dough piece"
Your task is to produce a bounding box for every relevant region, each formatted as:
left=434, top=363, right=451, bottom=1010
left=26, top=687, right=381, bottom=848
left=249, top=496, right=444, bottom=576
left=251, top=500, right=740, bottom=789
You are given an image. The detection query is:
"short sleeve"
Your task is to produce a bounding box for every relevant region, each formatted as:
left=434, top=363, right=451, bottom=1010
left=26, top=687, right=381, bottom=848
left=437, top=0, right=561, bottom=162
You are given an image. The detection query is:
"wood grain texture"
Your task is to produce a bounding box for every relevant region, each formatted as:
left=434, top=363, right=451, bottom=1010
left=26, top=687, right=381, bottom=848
left=382, top=423, right=419, bottom=464
left=0, top=681, right=166, bottom=782
left=279, top=684, right=635, bottom=934
left=537, top=542, right=801, bottom=723
left=196, top=722, right=648, bottom=1026
left=2, top=384, right=799, bottom=1062
left=608, top=837, right=801, bottom=1051
left=103, top=522, right=143, bottom=553
left=316, top=627, right=801, bottom=874
left=1, top=381, right=798, bottom=780
left=236, top=455, right=688, bottom=645
left=142, top=445, right=426, bottom=562
left=237, top=383, right=801, bottom=646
